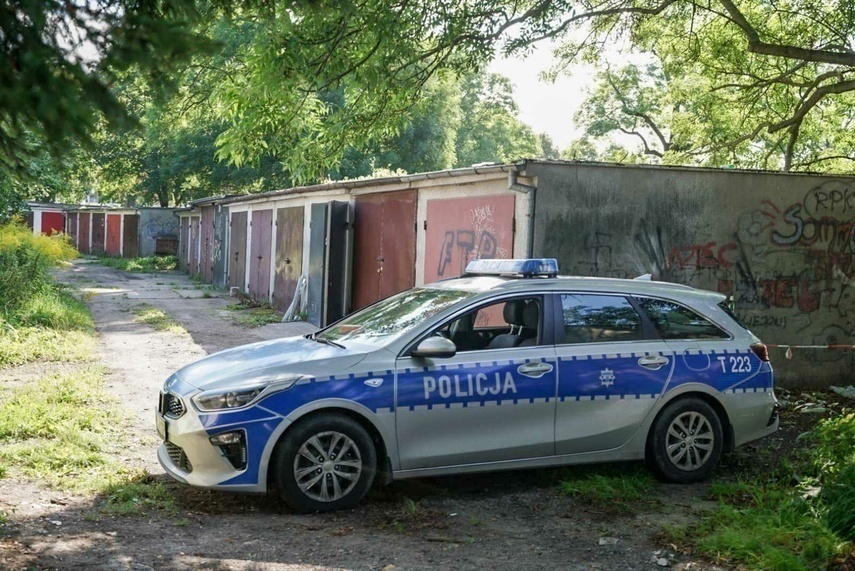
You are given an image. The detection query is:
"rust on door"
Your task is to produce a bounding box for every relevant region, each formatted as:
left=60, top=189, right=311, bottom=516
left=352, top=190, right=417, bottom=310
left=248, top=209, right=273, bottom=302
left=273, top=206, right=304, bottom=311
left=123, top=214, right=139, bottom=258
left=106, top=214, right=122, bottom=256
left=229, top=211, right=248, bottom=290
left=424, top=194, right=516, bottom=283
left=91, top=213, right=106, bottom=255
left=78, top=213, right=91, bottom=254
left=200, top=206, right=215, bottom=283
left=189, top=217, right=200, bottom=275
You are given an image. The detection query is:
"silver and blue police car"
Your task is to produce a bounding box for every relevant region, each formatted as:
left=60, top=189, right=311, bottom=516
left=157, top=259, right=778, bottom=512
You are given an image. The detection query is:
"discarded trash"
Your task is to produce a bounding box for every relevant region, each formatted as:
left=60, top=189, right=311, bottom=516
left=830, top=386, right=855, bottom=399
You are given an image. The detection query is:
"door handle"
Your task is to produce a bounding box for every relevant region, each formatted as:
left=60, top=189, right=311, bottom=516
left=517, top=362, right=554, bottom=378
left=638, top=356, right=669, bottom=370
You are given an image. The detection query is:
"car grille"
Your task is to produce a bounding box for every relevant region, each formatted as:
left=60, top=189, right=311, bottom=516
left=165, top=442, right=193, bottom=473
left=161, top=392, right=185, bottom=418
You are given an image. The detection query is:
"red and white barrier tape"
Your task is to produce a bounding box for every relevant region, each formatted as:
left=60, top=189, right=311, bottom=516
left=765, top=344, right=855, bottom=360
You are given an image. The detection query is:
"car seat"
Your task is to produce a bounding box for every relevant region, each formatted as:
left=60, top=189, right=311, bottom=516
left=485, top=300, right=527, bottom=349
left=519, top=302, right=540, bottom=347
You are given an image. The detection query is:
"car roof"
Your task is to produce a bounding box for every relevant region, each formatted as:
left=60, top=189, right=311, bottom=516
left=427, top=275, right=727, bottom=304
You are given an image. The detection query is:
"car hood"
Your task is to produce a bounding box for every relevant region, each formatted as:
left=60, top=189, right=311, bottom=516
left=174, top=336, right=367, bottom=392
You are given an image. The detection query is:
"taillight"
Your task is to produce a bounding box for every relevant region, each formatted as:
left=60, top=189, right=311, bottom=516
left=750, top=342, right=770, bottom=362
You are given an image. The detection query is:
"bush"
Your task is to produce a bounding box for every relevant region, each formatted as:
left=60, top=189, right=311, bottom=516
left=0, top=219, right=77, bottom=316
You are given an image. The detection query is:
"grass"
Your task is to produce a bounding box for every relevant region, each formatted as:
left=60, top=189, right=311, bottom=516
left=558, top=464, right=656, bottom=513
left=0, top=256, right=175, bottom=516
left=0, top=286, right=95, bottom=367
left=131, top=303, right=187, bottom=334
left=96, top=255, right=178, bottom=273
left=667, top=411, right=855, bottom=570
left=0, top=366, right=172, bottom=513
left=224, top=300, right=282, bottom=327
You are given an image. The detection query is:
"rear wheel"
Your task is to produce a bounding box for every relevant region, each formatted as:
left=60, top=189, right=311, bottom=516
left=648, top=397, right=723, bottom=483
left=273, top=413, right=376, bottom=512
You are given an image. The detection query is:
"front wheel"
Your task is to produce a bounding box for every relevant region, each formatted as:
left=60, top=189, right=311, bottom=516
left=273, top=413, right=376, bottom=512
left=648, top=397, right=723, bottom=483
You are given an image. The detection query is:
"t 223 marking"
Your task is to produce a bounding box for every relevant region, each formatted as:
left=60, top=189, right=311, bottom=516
left=717, top=356, right=752, bottom=373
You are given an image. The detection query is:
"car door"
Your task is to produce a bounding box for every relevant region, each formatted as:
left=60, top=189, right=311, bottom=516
left=395, top=295, right=557, bottom=470
left=553, top=293, right=674, bottom=455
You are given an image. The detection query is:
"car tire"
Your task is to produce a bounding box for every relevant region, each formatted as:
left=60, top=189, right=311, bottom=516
left=273, top=413, right=376, bottom=513
left=648, top=397, right=723, bottom=484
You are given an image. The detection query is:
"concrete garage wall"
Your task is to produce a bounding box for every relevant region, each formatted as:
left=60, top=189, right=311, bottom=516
left=526, top=160, right=855, bottom=388
left=139, top=208, right=179, bottom=257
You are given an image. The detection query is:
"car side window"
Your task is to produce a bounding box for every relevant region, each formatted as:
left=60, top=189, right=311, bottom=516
left=437, top=297, right=544, bottom=351
left=635, top=297, right=730, bottom=340
left=560, top=294, right=643, bottom=344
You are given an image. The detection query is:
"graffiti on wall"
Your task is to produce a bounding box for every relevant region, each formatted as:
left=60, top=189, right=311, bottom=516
left=424, top=195, right=515, bottom=283
left=568, top=180, right=855, bottom=372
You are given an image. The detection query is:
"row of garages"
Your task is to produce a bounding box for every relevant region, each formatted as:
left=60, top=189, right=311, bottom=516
left=59, top=207, right=178, bottom=257
left=25, top=203, right=179, bottom=257
left=173, top=160, right=855, bottom=387
left=177, top=164, right=531, bottom=327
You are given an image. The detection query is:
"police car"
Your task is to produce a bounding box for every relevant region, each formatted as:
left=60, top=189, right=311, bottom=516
left=157, top=259, right=778, bottom=512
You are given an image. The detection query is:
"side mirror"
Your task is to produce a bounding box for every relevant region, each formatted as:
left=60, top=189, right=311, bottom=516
left=412, top=336, right=457, bottom=359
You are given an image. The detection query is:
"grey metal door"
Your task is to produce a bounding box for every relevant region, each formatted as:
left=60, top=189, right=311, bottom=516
left=229, top=212, right=248, bottom=290
left=307, top=203, right=327, bottom=327
left=324, top=201, right=353, bottom=324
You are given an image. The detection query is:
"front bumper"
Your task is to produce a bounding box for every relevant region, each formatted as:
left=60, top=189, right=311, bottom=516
left=156, top=395, right=287, bottom=493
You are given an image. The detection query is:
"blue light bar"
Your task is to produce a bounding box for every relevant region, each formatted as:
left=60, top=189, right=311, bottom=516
left=464, top=258, right=559, bottom=277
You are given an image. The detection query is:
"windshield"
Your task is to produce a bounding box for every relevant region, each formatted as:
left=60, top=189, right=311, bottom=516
left=316, top=288, right=473, bottom=348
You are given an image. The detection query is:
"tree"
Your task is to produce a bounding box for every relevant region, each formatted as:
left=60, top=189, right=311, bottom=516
left=0, top=0, right=218, bottom=183
left=455, top=73, right=544, bottom=166
left=209, top=0, right=855, bottom=176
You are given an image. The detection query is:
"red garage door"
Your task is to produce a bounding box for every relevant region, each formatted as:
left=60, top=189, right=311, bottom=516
left=106, top=214, right=122, bottom=257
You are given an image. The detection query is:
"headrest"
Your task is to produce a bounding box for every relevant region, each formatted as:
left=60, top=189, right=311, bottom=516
left=503, top=300, right=526, bottom=325
left=522, top=302, right=539, bottom=329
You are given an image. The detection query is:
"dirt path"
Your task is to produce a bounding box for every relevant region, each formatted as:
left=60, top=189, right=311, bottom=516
left=1, top=260, right=731, bottom=571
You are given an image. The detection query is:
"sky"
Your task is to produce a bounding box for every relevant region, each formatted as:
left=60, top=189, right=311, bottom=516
left=489, top=42, right=597, bottom=151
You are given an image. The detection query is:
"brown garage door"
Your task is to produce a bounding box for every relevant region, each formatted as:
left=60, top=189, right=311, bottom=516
left=123, top=214, right=140, bottom=258
left=352, top=190, right=417, bottom=310
left=273, top=206, right=305, bottom=311
left=248, top=209, right=273, bottom=302
left=91, top=213, right=106, bottom=255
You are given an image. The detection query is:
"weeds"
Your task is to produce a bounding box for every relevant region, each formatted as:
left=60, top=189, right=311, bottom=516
left=670, top=410, right=855, bottom=569
left=101, top=475, right=175, bottom=515
left=0, top=368, right=173, bottom=514
left=232, top=306, right=282, bottom=327
left=131, top=303, right=186, bottom=334
left=559, top=464, right=656, bottom=513
left=96, top=255, right=177, bottom=273
left=0, top=219, right=77, bottom=315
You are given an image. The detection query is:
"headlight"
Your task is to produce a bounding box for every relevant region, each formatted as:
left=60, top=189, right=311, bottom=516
left=192, top=375, right=304, bottom=412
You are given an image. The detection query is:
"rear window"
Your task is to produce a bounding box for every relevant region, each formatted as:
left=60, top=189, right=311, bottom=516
left=717, top=301, right=750, bottom=331
left=561, top=294, right=643, bottom=343
left=635, top=297, right=730, bottom=340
